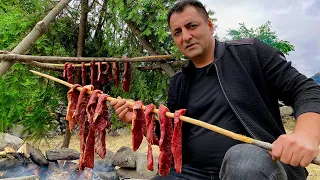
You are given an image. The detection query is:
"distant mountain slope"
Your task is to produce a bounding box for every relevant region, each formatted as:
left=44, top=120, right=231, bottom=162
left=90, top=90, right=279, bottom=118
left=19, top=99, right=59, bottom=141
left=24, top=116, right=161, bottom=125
left=311, top=73, right=320, bottom=84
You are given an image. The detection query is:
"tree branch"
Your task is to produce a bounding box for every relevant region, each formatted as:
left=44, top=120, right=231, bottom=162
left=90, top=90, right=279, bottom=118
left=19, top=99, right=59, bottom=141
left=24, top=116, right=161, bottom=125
left=0, top=54, right=175, bottom=63
left=0, top=0, right=72, bottom=77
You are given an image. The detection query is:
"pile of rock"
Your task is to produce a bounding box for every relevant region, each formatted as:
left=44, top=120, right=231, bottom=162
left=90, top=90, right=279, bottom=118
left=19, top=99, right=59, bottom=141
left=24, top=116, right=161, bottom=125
left=0, top=133, right=157, bottom=180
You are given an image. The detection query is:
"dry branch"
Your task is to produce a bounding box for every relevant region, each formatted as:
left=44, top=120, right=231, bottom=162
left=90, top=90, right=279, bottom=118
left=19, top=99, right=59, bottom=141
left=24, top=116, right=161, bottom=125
left=0, top=54, right=175, bottom=63
left=0, top=0, right=72, bottom=77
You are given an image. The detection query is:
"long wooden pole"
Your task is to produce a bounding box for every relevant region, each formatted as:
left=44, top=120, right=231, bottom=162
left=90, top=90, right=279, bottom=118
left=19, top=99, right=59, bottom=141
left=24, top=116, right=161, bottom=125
left=29, top=70, right=320, bottom=166
left=0, top=54, right=175, bottom=63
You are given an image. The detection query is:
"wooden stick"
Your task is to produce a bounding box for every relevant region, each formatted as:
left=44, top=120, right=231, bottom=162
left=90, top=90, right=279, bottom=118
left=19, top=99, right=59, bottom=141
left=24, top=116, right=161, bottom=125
left=29, top=70, right=320, bottom=166
left=0, top=54, right=175, bottom=64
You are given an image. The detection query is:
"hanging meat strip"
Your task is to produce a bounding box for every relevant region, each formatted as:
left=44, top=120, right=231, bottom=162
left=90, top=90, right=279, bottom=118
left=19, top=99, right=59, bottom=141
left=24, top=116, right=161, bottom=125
left=158, top=105, right=173, bottom=177
left=144, top=104, right=160, bottom=171
left=66, top=84, right=82, bottom=131
left=73, top=85, right=94, bottom=170
left=66, top=63, right=74, bottom=84
left=63, top=62, right=69, bottom=79
left=82, top=90, right=101, bottom=169
left=122, top=62, right=131, bottom=92
left=90, top=62, right=97, bottom=87
left=81, top=62, right=87, bottom=86
left=93, top=94, right=110, bottom=159
left=132, top=101, right=146, bottom=152
left=172, top=109, right=186, bottom=173
left=106, top=62, right=113, bottom=82
left=97, top=62, right=107, bottom=85
left=113, top=62, right=120, bottom=88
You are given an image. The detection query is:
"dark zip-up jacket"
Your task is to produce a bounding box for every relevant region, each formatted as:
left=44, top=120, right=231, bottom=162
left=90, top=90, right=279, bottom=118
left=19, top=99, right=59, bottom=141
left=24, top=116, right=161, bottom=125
left=167, top=38, right=320, bottom=179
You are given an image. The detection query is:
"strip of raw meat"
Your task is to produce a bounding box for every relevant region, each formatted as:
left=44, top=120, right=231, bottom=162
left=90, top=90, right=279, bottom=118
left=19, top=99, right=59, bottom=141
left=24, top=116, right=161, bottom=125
left=66, top=84, right=82, bottom=131
left=81, top=62, right=87, bottom=86
left=90, top=62, right=97, bottom=86
left=82, top=90, right=102, bottom=169
left=106, top=62, right=113, bottom=82
left=97, top=62, right=106, bottom=85
left=67, top=63, right=74, bottom=84
left=63, top=62, right=69, bottom=79
left=172, top=109, right=186, bottom=173
left=158, top=105, right=173, bottom=177
left=112, top=62, right=120, bottom=88
left=122, top=62, right=131, bottom=92
left=145, top=104, right=157, bottom=171
left=73, top=85, right=93, bottom=170
left=132, top=101, right=146, bottom=152
left=86, top=90, right=103, bottom=123
left=93, top=94, right=110, bottom=159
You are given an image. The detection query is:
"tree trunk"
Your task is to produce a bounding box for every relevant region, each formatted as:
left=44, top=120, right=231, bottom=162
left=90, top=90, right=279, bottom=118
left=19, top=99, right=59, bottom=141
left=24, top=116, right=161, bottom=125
left=0, top=0, right=72, bottom=77
left=126, top=21, right=176, bottom=77
left=62, top=0, right=89, bottom=148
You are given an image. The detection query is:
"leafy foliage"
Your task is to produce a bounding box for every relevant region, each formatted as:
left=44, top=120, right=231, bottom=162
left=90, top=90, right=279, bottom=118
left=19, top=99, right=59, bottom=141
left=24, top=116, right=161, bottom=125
left=226, top=21, right=295, bottom=55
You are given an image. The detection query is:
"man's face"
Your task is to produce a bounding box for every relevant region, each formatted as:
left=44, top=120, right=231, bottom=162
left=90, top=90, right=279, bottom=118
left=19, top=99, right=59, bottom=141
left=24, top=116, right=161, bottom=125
left=169, top=6, right=214, bottom=61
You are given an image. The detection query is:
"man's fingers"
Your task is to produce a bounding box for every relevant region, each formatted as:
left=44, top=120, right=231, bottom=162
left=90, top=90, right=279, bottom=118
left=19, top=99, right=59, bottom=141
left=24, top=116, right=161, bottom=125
left=118, top=108, right=129, bottom=120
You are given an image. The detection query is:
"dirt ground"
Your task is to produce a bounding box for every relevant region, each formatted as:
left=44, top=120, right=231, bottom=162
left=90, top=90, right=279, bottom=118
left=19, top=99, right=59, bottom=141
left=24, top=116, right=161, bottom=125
left=37, top=120, right=319, bottom=180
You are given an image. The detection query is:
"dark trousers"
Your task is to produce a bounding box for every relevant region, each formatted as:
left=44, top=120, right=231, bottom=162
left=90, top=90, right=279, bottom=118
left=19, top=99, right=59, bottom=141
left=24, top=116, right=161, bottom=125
left=151, top=144, right=301, bottom=180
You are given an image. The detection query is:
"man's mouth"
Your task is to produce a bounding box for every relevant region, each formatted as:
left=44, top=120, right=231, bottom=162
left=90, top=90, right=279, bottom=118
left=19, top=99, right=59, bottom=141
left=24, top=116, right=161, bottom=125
left=185, top=43, right=195, bottom=49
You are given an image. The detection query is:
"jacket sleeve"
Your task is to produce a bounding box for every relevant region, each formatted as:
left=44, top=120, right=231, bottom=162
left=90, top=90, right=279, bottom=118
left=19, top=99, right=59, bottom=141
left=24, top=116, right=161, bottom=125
left=254, top=38, right=320, bottom=118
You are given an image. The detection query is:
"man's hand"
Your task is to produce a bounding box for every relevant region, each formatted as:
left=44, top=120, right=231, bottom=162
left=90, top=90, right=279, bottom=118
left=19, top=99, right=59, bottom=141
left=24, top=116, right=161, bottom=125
left=110, top=97, right=133, bottom=124
left=271, top=112, right=320, bottom=167
left=271, top=132, right=319, bottom=167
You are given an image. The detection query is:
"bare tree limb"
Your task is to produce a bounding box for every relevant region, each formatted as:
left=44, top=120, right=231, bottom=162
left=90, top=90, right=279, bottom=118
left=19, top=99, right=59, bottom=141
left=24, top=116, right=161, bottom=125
left=25, top=61, right=64, bottom=71
left=0, top=0, right=72, bottom=77
left=126, top=20, right=176, bottom=77
left=0, top=54, right=175, bottom=63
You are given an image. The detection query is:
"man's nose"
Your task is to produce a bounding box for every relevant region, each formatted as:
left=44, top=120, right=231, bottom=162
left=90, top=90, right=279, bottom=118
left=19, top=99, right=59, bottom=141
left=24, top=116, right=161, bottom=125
left=182, top=29, right=192, bottom=42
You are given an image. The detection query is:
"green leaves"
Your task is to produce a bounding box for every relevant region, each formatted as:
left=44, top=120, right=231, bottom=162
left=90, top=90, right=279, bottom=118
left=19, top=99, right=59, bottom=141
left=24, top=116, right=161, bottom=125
left=226, top=21, right=295, bottom=55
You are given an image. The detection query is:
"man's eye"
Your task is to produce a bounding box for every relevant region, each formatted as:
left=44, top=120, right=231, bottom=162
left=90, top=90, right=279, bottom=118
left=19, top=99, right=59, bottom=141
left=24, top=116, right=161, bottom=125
left=190, top=24, right=198, bottom=28
left=174, top=31, right=181, bottom=36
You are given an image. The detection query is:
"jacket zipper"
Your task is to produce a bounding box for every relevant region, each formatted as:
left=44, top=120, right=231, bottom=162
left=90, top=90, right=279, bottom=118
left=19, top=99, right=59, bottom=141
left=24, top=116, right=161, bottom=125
left=214, top=63, right=257, bottom=139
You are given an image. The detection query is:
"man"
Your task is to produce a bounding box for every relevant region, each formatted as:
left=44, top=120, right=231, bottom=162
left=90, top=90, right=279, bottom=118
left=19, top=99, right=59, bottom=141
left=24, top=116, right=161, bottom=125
left=111, top=0, right=320, bottom=179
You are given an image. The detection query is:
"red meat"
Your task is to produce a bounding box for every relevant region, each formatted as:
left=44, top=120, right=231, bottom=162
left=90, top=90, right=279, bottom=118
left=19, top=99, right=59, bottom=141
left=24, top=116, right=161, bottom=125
left=66, top=84, right=82, bottom=131
left=63, top=62, right=69, bottom=79
left=172, top=109, right=186, bottom=173
left=81, top=62, right=87, bottom=86
left=112, top=62, right=120, bottom=88
left=66, top=63, right=74, bottom=84
left=73, top=85, right=94, bottom=170
left=90, top=62, right=97, bottom=87
left=122, top=62, right=131, bottom=92
left=93, top=94, right=110, bottom=158
left=132, top=101, right=146, bottom=151
left=158, top=105, right=173, bottom=177
left=106, top=62, right=113, bottom=82
left=97, top=62, right=106, bottom=85
left=86, top=90, right=103, bottom=123
left=144, top=104, right=161, bottom=171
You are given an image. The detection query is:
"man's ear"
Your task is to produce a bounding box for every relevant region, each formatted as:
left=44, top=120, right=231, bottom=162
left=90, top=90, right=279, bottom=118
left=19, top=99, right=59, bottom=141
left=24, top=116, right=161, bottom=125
left=207, top=18, right=214, bottom=34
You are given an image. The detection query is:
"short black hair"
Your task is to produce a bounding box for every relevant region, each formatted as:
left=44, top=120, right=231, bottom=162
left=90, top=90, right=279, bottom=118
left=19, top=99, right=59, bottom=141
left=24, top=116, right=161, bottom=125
left=167, top=0, right=209, bottom=28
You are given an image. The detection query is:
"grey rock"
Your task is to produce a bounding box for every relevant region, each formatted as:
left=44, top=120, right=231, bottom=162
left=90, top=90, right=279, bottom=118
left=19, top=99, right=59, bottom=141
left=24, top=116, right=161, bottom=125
left=0, top=158, right=25, bottom=170
left=116, top=168, right=144, bottom=179
left=136, top=152, right=158, bottom=179
left=0, top=133, right=24, bottom=151
left=27, top=143, right=49, bottom=166
left=94, top=149, right=115, bottom=172
left=8, top=124, right=25, bottom=139
left=112, top=146, right=136, bottom=168
left=46, top=148, right=80, bottom=161
left=95, top=171, right=119, bottom=180
left=280, top=106, right=293, bottom=117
